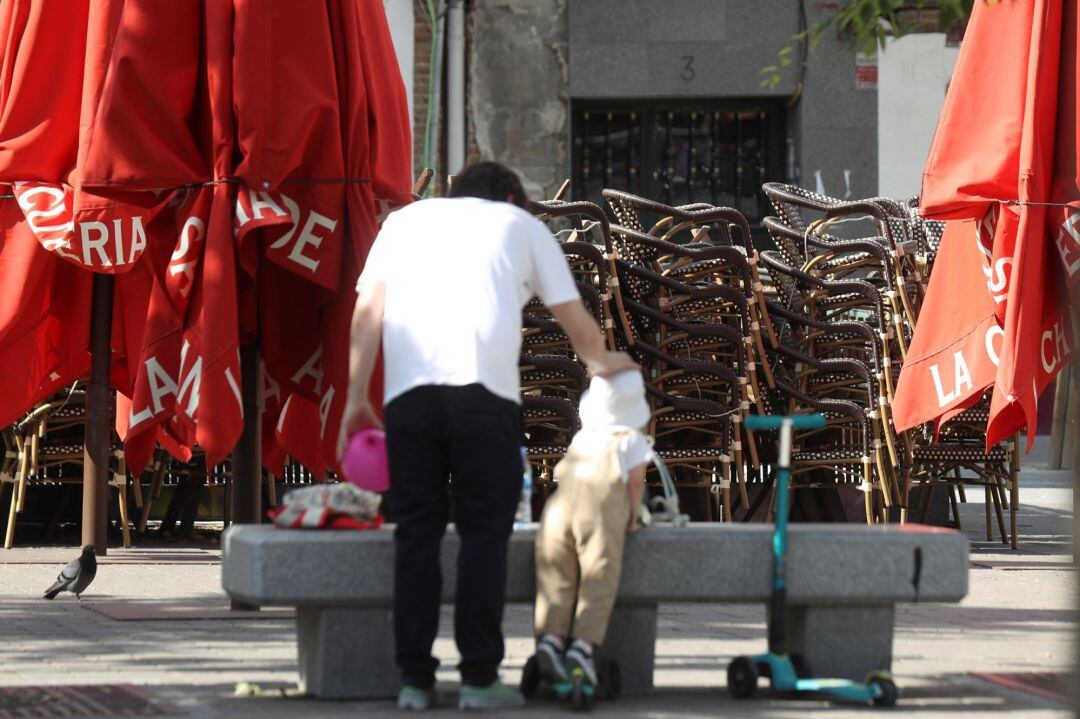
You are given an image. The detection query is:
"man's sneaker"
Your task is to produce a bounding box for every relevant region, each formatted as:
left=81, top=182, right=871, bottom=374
left=458, top=680, right=525, bottom=711
left=536, top=635, right=569, bottom=683
left=397, top=685, right=434, bottom=711
left=565, top=644, right=598, bottom=687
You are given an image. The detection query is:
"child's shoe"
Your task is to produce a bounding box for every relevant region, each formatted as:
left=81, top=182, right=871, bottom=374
left=565, top=639, right=598, bottom=687
left=535, top=634, right=569, bottom=683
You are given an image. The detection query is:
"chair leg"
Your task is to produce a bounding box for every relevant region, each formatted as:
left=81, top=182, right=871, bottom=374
left=152, top=459, right=167, bottom=499
left=6, top=441, right=32, bottom=549
left=984, top=485, right=993, bottom=542
left=1009, top=471, right=1019, bottom=551
left=991, top=480, right=1008, bottom=545
left=14, top=438, right=30, bottom=515
left=899, top=460, right=913, bottom=524
left=266, top=472, right=277, bottom=509
left=223, top=475, right=233, bottom=529
left=138, top=460, right=166, bottom=533
left=917, top=480, right=934, bottom=524
left=862, top=460, right=874, bottom=525
left=116, top=478, right=132, bottom=549
left=131, top=469, right=144, bottom=510
left=19, top=432, right=36, bottom=511
left=947, top=484, right=962, bottom=530
left=743, top=470, right=773, bottom=523
left=4, top=482, right=17, bottom=549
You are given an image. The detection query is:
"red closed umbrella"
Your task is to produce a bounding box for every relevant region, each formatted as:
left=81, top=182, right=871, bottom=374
left=0, top=1, right=93, bottom=422
left=0, top=202, right=91, bottom=427
left=73, top=0, right=235, bottom=475
left=0, top=0, right=171, bottom=550
left=231, top=0, right=349, bottom=436
left=1, top=0, right=413, bottom=545
left=274, top=0, right=413, bottom=474
left=894, top=0, right=1078, bottom=449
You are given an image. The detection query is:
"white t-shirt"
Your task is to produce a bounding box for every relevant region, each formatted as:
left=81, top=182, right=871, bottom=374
left=569, top=427, right=654, bottom=484
left=358, top=197, right=580, bottom=406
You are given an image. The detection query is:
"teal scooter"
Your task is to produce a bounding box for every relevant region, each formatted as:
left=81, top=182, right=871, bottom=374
left=727, top=414, right=899, bottom=707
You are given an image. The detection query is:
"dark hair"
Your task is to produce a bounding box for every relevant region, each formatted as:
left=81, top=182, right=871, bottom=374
left=448, top=161, right=528, bottom=208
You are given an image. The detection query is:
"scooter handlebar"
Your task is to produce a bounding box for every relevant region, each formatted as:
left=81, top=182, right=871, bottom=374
left=744, top=414, right=827, bottom=431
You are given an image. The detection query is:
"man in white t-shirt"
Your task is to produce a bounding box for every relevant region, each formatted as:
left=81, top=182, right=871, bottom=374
left=339, top=162, right=636, bottom=711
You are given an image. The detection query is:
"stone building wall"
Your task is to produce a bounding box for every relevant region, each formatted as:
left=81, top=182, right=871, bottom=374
left=796, top=1, right=879, bottom=201
left=566, top=0, right=878, bottom=202
left=431, top=1, right=879, bottom=203
left=466, top=0, right=569, bottom=201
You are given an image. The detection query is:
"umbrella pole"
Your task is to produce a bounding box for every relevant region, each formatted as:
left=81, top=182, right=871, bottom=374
left=230, top=342, right=262, bottom=526
left=82, top=273, right=114, bottom=555
left=229, top=342, right=262, bottom=611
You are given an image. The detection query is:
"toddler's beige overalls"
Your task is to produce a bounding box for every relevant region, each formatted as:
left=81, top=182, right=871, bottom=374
left=534, top=433, right=631, bottom=645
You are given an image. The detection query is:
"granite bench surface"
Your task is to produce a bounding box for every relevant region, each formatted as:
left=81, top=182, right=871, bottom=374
left=222, top=523, right=968, bottom=607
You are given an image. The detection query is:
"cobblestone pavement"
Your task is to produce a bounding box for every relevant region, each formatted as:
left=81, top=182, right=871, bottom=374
left=0, top=463, right=1073, bottom=718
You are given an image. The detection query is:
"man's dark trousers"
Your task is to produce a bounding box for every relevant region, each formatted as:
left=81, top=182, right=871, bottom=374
left=386, top=383, right=524, bottom=689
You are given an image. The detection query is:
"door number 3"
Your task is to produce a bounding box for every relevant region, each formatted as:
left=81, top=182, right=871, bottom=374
left=680, top=55, right=696, bottom=82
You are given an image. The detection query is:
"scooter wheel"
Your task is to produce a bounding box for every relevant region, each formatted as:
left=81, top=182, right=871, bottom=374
left=600, top=658, right=621, bottom=700
left=570, top=676, right=592, bottom=712
left=870, top=677, right=899, bottom=707
left=520, top=655, right=540, bottom=699
left=727, top=656, right=759, bottom=699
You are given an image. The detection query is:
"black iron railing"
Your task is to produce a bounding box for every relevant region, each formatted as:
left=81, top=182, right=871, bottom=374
left=571, top=100, right=786, bottom=229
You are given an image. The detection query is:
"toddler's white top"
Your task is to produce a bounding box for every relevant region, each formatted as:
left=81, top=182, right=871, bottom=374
left=569, top=426, right=653, bottom=484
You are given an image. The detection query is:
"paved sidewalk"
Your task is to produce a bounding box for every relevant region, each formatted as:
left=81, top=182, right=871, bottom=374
left=0, top=464, right=1073, bottom=718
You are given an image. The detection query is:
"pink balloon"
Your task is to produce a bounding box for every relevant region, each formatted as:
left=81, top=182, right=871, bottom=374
left=342, top=429, right=389, bottom=493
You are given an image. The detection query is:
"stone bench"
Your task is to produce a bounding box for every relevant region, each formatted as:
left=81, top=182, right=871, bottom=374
left=222, top=523, right=968, bottom=699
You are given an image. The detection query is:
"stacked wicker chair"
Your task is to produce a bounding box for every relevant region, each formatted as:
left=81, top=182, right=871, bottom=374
left=761, top=183, right=1020, bottom=545
left=529, top=197, right=749, bottom=520
left=603, top=207, right=757, bottom=519
left=2, top=387, right=134, bottom=548
left=522, top=200, right=616, bottom=497
left=755, top=252, right=896, bottom=523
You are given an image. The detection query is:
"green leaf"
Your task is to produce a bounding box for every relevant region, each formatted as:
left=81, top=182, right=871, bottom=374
left=758, top=0, right=976, bottom=88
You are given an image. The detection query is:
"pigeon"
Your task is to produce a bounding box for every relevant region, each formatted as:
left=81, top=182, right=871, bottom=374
left=43, top=545, right=97, bottom=600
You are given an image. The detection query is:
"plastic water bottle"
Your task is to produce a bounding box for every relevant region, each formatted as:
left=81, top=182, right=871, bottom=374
left=514, top=448, right=532, bottom=529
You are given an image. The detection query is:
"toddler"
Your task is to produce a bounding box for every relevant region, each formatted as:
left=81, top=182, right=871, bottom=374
left=533, top=369, right=652, bottom=688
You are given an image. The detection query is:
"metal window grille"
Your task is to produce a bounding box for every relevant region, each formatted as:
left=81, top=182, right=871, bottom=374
left=571, top=100, right=786, bottom=230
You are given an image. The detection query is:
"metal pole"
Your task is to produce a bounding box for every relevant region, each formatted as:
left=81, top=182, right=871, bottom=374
left=229, top=342, right=262, bottom=526
left=229, top=342, right=262, bottom=612
left=424, top=0, right=447, bottom=179
left=446, top=0, right=465, bottom=174
left=82, top=273, right=114, bottom=555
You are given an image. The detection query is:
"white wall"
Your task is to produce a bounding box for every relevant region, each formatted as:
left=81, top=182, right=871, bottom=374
left=383, top=0, right=415, bottom=135
left=877, top=33, right=959, bottom=199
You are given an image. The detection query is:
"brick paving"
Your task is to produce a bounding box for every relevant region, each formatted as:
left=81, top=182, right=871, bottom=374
left=0, top=464, right=1073, bottom=718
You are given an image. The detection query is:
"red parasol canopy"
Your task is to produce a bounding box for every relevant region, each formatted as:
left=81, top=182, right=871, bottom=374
left=272, top=0, right=413, bottom=476
left=893, top=0, right=1078, bottom=450
left=0, top=0, right=412, bottom=482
